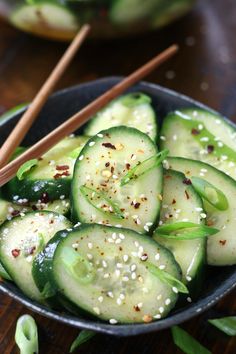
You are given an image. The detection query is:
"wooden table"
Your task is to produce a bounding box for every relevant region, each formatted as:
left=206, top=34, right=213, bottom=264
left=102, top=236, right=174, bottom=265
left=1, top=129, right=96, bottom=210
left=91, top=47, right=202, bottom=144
left=0, top=0, right=236, bottom=352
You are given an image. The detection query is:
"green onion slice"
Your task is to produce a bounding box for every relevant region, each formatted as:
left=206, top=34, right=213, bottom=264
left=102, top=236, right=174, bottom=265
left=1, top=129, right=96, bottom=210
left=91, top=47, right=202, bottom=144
left=70, top=330, right=96, bottom=353
left=146, top=262, right=189, bottom=294
left=191, top=177, right=228, bottom=211
left=120, top=149, right=169, bottom=186
left=171, top=325, right=211, bottom=354
left=155, top=222, right=219, bottom=240
left=209, top=317, right=236, bottom=336
left=16, top=159, right=38, bottom=181
left=80, top=185, right=124, bottom=219
left=15, top=314, right=39, bottom=354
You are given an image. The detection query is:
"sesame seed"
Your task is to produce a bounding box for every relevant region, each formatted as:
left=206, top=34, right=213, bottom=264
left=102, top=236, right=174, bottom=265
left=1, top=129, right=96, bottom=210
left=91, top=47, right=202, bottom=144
left=108, top=238, right=114, bottom=243
left=117, top=298, right=122, bottom=305
left=93, top=307, right=100, bottom=315
left=159, top=265, right=166, bottom=270
left=160, top=136, right=166, bottom=141
left=116, top=263, right=123, bottom=268
left=87, top=253, right=93, bottom=260
left=108, top=291, right=114, bottom=298
left=97, top=133, right=103, bottom=138
left=131, top=272, right=137, bottom=280
left=112, top=175, right=118, bottom=179
left=103, top=273, right=110, bottom=278
left=123, top=255, right=129, bottom=262
left=144, top=225, right=149, bottom=232
left=200, top=213, right=207, bottom=218
left=154, top=314, right=161, bottom=319
left=109, top=319, right=118, bottom=324
left=155, top=253, right=160, bottom=261
left=79, top=155, right=84, bottom=161
left=186, top=275, right=192, bottom=282
left=172, top=286, right=178, bottom=293
left=89, top=141, right=95, bottom=146
left=165, top=298, right=171, bottom=305
left=115, top=238, right=122, bottom=244
left=131, top=154, right=137, bottom=161
left=98, top=296, right=104, bottom=303
left=88, top=242, right=93, bottom=249
left=115, top=269, right=121, bottom=277
left=159, top=307, right=164, bottom=314
left=157, top=294, right=162, bottom=301
left=112, top=233, right=117, bottom=240
left=187, top=297, right=192, bottom=303
left=122, top=276, right=129, bottom=282
left=138, top=246, right=144, bottom=253
left=119, top=233, right=125, bottom=239
left=134, top=241, right=139, bottom=247
left=102, top=260, right=108, bottom=268
left=130, top=264, right=137, bottom=272
left=120, top=293, right=125, bottom=300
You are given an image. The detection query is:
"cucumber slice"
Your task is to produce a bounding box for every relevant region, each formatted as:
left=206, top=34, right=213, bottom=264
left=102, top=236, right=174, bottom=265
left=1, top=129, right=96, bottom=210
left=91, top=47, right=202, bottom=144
left=153, top=170, right=206, bottom=294
left=84, top=93, right=158, bottom=141
left=72, top=126, right=163, bottom=233
left=110, top=0, right=159, bottom=24
left=40, top=223, right=181, bottom=323
left=167, top=157, right=236, bottom=266
left=160, top=109, right=236, bottom=180
left=0, top=211, right=71, bottom=301
left=4, top=136, right=88, bottom=201
left=0, top=261, right=12, bottom=281
left=10, top=2, right=79, bottom=41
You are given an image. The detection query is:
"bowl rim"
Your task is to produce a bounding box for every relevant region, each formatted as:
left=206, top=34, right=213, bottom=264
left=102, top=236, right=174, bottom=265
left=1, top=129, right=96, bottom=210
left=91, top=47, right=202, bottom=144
left=0, top=76, right=236, bottom=337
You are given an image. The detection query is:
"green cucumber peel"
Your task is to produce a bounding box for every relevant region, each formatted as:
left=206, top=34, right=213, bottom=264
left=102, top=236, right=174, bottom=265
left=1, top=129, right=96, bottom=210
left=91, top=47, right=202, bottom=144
left=145, top=261, right=189, bottom=294
left=61, top=247, right=95, bottom=284
left=16, top=159, right=38, bottom=181
left=70, top=330, right=96, bottom=353
left=191, top=177, right=229, bottom=211
left=175, top=110, right=236, bottom=161
left=41, top=282, right=56, bottom=299
left=209, top=316, right=236, bottom=336
left=15, top=314, right=39, bottom=354
left=171, top=325, right=211, bottom=354
left=120, top=92, right=151, bottom=108
left=0, top=262, right=12, bottom=281
left=120, top=149, right=169, bottom=186
left=155, top=222, right=219, bottom=240
left=80, top=185, right=124, bottom=219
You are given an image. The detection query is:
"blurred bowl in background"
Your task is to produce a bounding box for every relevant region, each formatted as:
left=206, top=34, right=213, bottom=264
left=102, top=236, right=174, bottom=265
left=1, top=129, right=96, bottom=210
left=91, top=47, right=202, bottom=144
left=0, top=0, right=196, bottom=41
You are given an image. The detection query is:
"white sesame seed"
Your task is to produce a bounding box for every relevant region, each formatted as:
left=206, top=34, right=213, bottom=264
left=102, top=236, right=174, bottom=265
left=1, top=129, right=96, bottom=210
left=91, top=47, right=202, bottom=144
left=144, top=225, right=149, bottom=232
left=102, top=260, right=108, bottom=268
left=154, top=314, right=161, bottom=319
left=109, top=319, right=118, bottom=324
left=131, top=272, right=137, bottom=280
left=115, top=238, right=122, bottom=244
left=97, top=133, right=103, bottom=138
left=186, top=275, right=192, bottom=282
left=165, top=298, right=171, bottom=305
left=159, top=307, right=164, bottom=314
left=117, top=298, right=122, bottom=305
left=115, top=269, right=121, bottom=277
left=119, top=233, right=125, bottom=239
left=195, top=207, right=203, bottom=212
left=131, top=154, right=137, bottom=161
left=123, top=255, right=129, bottom=262
left=112, top=232, right=117, bottom=240
left=98, top=296, right=104, bottom=303
left=138, top=302, right=143, bottom=308
left=116, top=263, right=122, bottom=268
left=198, top=124, right=203, bottom=130
left=187, top=297, right=192, bottom=303
left=200, top=213, right=207, bottom=218
left=122, top=276, right=129, bottom=282
left=172, top=286, right=178, bottom=294
left=134, top=241, right=139, bottom=247
left=157, top=294, right=162, bottom=301
left=120, top=293, right=125, bottom=300
left=87, top=253, right=93, bottom=260
left=108, top=291, right=114, bottom=298
left=88, top=242, right=93, bottom=249
left=79, top=155, right=84, bottom=161
left=160, top=136, right=166, bottom=141
left=108, top=238, right=114, bottom=243
left=89, top=141, right=95, bottom=147
left=159, top=265, right=166, bottom=270
left=155, top=253, right=160, bottom=261
left=130, top=264, right=137, bottom=272
left=93, top=307, right=100, bottom=315
left=138, top=246, right=144, bottom=253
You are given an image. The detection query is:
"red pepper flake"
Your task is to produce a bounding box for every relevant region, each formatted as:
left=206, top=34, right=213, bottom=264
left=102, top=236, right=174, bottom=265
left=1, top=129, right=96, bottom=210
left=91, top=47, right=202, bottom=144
left=126, top=163, right=131, bottom=170
left=38, top=157, right=43, bottom=161
left=185, top=190, right=190, bottom=199
left=49, top=219, right=54, bottom=224
left=183, top=178, right=192, bottom=185
left=132, top=202, right=141, bottom=209
left=134, top=305, right=141, bottom=312
left=11, top=210, right=20, bottom=217
left=105, top=162, right=110, bottom=167
left=207, top=145, right=214, bottom=153
left=219, top=240, right=226, bottom=245
left=191, top=128, right=200, bottom=135
left=102, top=142, right=116, bottom=150
left=111, top=166, right=114, bottom=173
left=53, top=170, right=70, bottom=179
left=172, top=199, right=176, bottom=204
left=56, top=165, right=69, bottom=171
left=28, top=246, right=36, bottom=255
left=31, top=205, right=38, bottom=211
left=40, top=192, right=50, bottom=203
left=207, top=219, right=214, bottom=226
left=165, top=175, right=172, bottom=179
left=12, top=249, right=20, bottom=258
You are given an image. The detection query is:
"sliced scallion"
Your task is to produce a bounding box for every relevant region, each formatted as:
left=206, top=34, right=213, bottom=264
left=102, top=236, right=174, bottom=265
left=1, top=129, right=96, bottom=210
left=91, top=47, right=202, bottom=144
left=155, top=222, right=219, bottom=240
left=15, top=314, right=38, bottom=354
left=208, top=316, right=236, bottom=336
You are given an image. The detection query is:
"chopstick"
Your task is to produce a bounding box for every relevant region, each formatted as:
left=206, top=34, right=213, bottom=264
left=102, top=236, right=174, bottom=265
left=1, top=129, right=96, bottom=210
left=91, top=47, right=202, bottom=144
left=0, top=44, right=178, bottom=187
left=0, top=24, right=91, bottom=169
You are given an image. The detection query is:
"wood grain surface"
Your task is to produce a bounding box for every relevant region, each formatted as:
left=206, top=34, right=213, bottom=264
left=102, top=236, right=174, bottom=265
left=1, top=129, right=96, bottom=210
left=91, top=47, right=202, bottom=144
left=0, top=0, right=236, bottom=353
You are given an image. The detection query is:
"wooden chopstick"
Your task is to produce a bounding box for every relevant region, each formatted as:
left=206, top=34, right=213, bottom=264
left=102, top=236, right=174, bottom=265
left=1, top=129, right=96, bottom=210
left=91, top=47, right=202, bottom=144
left=0, top=44, right=178, bottom=187
left=0, top=24, right=91, bottom=169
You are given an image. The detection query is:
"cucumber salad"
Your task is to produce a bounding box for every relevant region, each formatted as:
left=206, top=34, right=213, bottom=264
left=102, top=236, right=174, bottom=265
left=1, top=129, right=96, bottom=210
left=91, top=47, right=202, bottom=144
left=0, top=92, right=235, bottom=325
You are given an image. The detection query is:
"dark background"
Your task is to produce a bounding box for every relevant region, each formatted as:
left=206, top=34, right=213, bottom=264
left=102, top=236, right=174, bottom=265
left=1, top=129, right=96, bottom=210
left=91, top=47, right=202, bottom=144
left=0, top=0, right=236, bottom=352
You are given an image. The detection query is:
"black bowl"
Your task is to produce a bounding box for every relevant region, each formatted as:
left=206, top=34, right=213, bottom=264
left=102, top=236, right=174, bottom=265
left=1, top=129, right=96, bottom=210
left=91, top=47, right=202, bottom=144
left=0, top=77, right=235, bottom=336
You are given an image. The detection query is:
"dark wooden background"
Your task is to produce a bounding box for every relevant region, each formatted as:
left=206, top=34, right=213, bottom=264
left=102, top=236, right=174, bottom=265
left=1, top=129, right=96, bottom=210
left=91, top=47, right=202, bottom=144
left=0, top=0, right=236, bottom=352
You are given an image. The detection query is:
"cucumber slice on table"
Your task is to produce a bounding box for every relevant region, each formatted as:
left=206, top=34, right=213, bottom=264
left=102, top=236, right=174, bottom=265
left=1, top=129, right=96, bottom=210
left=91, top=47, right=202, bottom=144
left=110, top=0, right=159, bottom=24
left=72, top=126, right=163, bottom=232
left=0, top=211, right=71, bottom=301
left=10, top=2, right=79, bottom=40
left=85, top=93, right=158, bottom=141
left=153, top=170, right=206, bottom=294
left=4, top=136, right=88, bottom=202
left=160, top=109, right=236, bottom=180
left=35, top=223, right=181, bottom=323
left=167, top=157, right=236, bottom=266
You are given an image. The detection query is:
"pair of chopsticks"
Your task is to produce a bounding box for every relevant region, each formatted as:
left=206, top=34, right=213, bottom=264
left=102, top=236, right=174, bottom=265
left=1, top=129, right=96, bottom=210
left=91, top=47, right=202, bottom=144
left=0, top=24, right=178, bottom=187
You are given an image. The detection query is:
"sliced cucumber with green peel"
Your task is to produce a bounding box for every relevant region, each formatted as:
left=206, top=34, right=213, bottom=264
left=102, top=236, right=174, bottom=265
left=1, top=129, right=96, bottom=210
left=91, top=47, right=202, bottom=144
left=4, top=136, right=88, bottom=201
left=153, top=169, right=206, bottom=294
left=0, top=261, right=11, bottom=281
left=160, top=109, right=236, bottom=180
left=38, top=223, right=181, bottom=323
left=110, top=0, right=160, bottom=24
left=167, top=157, right=236, bottom=266
left=72, top=126, right=163, bottom=233
left=0, top=211, right=71, bottom=301
left=84, top=93, right=158, bottom=141
left=10, top=2, right=79, bottom=40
